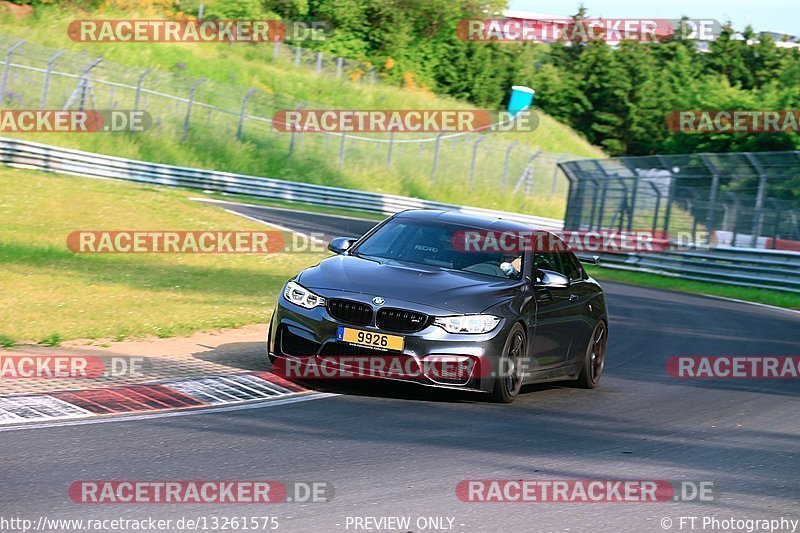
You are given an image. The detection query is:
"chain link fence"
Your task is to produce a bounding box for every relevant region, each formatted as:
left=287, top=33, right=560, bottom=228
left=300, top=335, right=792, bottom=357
left=560, top=152, right=800, bottom=250
left=271, top=40, right=378, bottom=83
left=0, top=33, right=580, bottom=215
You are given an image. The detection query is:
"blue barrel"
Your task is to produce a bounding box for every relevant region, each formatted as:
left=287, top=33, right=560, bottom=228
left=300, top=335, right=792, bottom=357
left=508, top=86, right=535, bottom=116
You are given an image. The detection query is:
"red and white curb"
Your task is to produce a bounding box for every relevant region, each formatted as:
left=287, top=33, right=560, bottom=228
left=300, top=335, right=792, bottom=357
left=0, top=371, right=329, bottom=427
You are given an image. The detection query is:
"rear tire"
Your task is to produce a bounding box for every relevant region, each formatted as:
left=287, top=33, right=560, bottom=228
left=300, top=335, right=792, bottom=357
left=490, top=323, right=527, bottom=403
left=576, top=321, right=607, bottom=389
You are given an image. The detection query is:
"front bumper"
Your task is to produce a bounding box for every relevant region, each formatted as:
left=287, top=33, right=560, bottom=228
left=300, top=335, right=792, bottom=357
left=268, top=291, right=511, bottom=393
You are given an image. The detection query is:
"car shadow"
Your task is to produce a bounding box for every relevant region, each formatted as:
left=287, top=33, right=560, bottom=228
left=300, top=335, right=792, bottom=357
left=192, top=341, right=568, bottom=404
left=192, top=341, right=270, bottom=372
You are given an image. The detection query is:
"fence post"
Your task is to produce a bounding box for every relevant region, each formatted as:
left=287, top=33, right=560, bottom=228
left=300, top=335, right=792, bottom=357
left=237, top=89, right=257, bottom=141
left=62, top=57, right=103, bottom=111
left=288, top=101, right=308, bottom=156
left=273, top=41, right=280, bottom=60
left=315, top=52, right=322, bottom=74
left=338, top=133, right=346, bottom=167
left=730, top=195, right=740, bottom=246
left=560, top=165, right=578, bottom=229
left=611, top=176, right=630, bottom=231
left=745, top=152, right=768, bottom=248
left=134, top=67, right=152, bottom=113
left=656, top=156, right=677, bottom=236
left=627, top=170, right=639, bottom=233
left=1, top=39, right=25, bottom=103
left=647, top=181, right=663, bottom=235
left=770, top=200, right=781, bottom=249
left=587, top=177, right=600, bottom=229
left=294, top=46, right=301, bottom=66
left=700, top=154, right=721, bottom=238
left=336, top=57, right=343, bottom=79
left=81, top=58, right=102, bottom=111
left=550, top=155, right=567, bottom=195
left=468, top=135, right=486, bottom=188
left=501, top=142, right=518, bottom=190
left=431, top=132, right=444, bottom=183
left=40, top=49, right=65, bottom=109
left=387, top=130, right=395, bottom=169
left=181, top=78, right=206, bottom=143
left=512, top=151, right=541, bottom=195
left=596, top=173, right=610, bottom=229
left=589, top=161, right=616, bottom=229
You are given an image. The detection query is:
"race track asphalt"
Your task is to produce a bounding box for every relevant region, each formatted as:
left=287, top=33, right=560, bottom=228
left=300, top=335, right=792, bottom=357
left=1, top=203, right=797, bottom=533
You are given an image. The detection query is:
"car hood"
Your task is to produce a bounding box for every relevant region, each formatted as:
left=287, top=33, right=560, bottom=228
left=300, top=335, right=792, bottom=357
left=298, top=255, right=520, bottom=314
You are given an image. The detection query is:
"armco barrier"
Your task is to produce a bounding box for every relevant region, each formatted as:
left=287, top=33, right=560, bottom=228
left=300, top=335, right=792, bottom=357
left=4, top=136, right=797, bottom=296
left=0, top=137, right=563, bottom=230
left=597, top=247, right=800, bottom=294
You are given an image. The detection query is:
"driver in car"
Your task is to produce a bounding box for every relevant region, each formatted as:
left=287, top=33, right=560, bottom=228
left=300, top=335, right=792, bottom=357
left=500, top=254, right=522, bottom=278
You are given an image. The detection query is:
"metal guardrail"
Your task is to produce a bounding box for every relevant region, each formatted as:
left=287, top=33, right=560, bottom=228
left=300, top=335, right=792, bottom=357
left=4, top=137, right=796, bottom=295
left=0, top=137, right=564, bottom=230
left=597, top=247, right=800, bottom=294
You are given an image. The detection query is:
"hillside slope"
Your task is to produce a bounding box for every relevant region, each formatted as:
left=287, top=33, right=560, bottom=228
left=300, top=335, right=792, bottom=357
left=0, top=3, right=604, bottom=218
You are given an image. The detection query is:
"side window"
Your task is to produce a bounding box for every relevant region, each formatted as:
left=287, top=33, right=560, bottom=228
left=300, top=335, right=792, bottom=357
left=534, top=235, right=568, bottom=278
left=534, top=234, right=584, bottom=282
left=563, top=251, right=584, bottom=282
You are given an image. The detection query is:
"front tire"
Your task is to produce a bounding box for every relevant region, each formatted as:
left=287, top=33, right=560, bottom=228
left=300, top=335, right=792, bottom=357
left=576, top=321, right=607, bottom=389
left=490, top=323, right=526, bottom=403
left=267, top=323, right=277, bottom=364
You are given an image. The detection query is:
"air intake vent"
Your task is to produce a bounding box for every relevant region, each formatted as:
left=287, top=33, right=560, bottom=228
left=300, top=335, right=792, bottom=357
left=376, top=308, right=430, bottom=333
left=279, top=327, right=321, bottom=357
left=326, top=299, right=373, bottom=326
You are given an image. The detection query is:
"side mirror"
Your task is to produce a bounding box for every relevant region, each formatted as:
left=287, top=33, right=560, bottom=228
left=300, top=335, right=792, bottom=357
left=577, top=255, right=600, bottom=265
left=535, top=269, right=569, bottom=289
left=328, top=237, right=356, bottom=255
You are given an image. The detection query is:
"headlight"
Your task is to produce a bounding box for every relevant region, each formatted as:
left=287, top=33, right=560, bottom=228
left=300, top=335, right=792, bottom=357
left=434, top=315, right=501, bottom=334
left=283, top=281, right=326, bottom=309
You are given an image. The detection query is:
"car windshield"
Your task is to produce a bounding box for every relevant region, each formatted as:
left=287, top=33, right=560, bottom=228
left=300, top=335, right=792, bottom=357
left=351, top=218, right=524, bottom=280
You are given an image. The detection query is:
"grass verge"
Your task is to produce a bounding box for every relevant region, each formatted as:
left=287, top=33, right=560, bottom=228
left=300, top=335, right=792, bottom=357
left=586, top=265, right=800, bottom=311
left=0, top=167, right=326, bottom=343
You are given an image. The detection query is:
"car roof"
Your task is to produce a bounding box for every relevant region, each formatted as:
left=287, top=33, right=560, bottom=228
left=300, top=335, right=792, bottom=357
left=393, top=209, right=546, bottom=233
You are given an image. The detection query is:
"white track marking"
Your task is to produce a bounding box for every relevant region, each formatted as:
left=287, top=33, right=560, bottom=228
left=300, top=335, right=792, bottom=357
left=221, top=207, right=327, bottom=245
left=0, top=392, right=337, bottom=432
left=0, top=395, right=93, bottom=423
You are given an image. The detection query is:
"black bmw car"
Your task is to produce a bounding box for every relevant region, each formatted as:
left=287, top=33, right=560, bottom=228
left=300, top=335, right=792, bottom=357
left=268, top=209, right=608, bottom=403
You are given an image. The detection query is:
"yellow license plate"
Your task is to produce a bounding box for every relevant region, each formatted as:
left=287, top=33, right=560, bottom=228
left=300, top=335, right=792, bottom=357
left=337, top=327, right=405, bottom=352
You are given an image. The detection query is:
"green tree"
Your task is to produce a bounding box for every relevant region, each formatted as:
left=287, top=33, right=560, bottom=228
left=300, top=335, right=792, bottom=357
left=706, top=23, right=752, bottom=88
left=573, top=40, right=628, bottom=155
